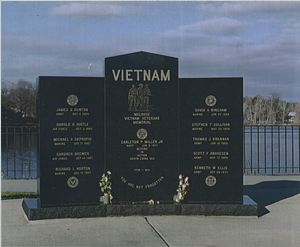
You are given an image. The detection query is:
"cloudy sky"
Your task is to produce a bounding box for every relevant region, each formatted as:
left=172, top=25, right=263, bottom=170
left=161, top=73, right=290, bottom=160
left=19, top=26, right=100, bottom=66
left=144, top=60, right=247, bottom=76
left=1, top=1, right=300, bottom=102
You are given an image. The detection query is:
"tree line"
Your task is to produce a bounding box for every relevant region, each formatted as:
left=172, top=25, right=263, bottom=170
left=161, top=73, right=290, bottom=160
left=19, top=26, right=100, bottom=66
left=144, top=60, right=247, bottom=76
left=1, top=80, right=300, bottom=124
left=244, top=93, right=300, bottom=124
left=2, top=80, right=36, bottom=120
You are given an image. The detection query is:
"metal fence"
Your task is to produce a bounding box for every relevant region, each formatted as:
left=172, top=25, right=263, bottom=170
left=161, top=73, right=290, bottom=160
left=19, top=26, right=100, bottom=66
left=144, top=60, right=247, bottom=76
left=1, top=125, right=300, bottom=178
left=243, top=125, right=300, bottom=175
left=1, top=126, right=38, bottom=179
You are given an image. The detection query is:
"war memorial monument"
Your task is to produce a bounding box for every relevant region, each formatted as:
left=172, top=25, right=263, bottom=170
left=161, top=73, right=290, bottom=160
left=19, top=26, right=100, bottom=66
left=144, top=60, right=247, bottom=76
left=22, top=52, right=258, bottom=220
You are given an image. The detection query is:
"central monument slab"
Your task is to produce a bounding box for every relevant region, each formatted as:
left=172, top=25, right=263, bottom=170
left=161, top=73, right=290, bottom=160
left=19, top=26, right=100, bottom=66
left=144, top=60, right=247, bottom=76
left=105, top=52, right=178, bottom=203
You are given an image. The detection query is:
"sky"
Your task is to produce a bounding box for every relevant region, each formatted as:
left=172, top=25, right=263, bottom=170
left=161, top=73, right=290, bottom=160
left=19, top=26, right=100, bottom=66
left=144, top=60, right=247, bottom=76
left=1, top=1, right=300, bottom=102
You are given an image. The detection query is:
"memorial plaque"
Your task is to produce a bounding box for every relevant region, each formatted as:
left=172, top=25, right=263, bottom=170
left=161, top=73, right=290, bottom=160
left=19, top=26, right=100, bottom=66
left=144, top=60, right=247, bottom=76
left=179, top=78, right=243, bottom=203
left=37, top=77, right=104, bottom=207
left=105, top=52, right=178, bottom=203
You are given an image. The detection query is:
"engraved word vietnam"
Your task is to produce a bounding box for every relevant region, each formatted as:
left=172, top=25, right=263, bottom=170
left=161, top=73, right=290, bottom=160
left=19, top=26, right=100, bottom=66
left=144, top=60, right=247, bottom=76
left=112, top=69, right=170, bottom=81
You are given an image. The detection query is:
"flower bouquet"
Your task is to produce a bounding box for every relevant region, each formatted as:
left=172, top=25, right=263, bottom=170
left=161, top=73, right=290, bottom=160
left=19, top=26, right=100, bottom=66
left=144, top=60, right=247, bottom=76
left=99, top=171, right=112, bottom=204
left=174, top=174, right=189, bottom=203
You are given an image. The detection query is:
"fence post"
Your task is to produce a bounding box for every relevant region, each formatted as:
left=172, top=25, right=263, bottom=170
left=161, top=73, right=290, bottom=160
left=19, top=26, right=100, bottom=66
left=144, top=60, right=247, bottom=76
left=278, top=126, right=280, bottom=174
left=257, top=126, right=260, bottom=173
left=250, top=125, right=253, bottom=173
left=21, top=127, right=24, bottom=178
left=271, top=125, right=274, bottom=175
left=6, top=127, right=9, bottom=177
left=29, top=127, right=31, bottom=177
left=292, top=125, right=294, bottom=173
left=285, top=126, right=287, bottom=173
left=13, top=127, right=16, bottom=178
left=264, top=125, right=267, bottom=173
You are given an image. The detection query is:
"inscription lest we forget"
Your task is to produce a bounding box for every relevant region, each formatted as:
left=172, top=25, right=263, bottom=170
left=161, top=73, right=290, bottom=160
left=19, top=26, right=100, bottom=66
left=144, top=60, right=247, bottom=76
left=105, top=52, right=179, bottom=203
left=38, top=52, right=243, bottom=207
left=37, top=77, right=104, bottom=207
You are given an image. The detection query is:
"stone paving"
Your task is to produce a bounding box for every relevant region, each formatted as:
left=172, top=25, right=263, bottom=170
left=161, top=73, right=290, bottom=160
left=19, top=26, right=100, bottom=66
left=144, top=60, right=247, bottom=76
left=2, top=176, right=300, bottom=247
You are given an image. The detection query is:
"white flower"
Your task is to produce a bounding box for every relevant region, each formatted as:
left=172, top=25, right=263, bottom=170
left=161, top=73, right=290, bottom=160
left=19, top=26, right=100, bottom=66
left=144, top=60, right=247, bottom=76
left=179, top=174, right=183, bottom=179
left=107, top=171, right=111, bottom=175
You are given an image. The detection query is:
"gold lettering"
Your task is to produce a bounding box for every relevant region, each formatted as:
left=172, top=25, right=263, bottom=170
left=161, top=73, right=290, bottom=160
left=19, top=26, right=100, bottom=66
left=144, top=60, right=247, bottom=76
left=74, top=108, right=88, bottom=112
left=124, top=117, right=140, bottom=120
left=55, top=167, right=71, bottom=171
left=55, top=172, right=65, bottom=175
left=161, top=70, right=170, bottom=81
left=126, top=69, right=133, bottom=81
left=74, top=137, right=92, bottom=141
left=121, top=140, right=139, bottom=144
left=56, top=108, right=69, bottom=112
left=192, top=128, right=203, bottom=131
left=134, top=69, right=142, bottom=81
left=76, top=167, right=91, bottom=171
left=141, top=116, right=160, bottom=120
left=56, top=152, right=73, bottom=156
left=151, top=70, right=160, bottom=81
left=133, top=121, right=151, bottom=124
left=212, top=137, right=229, bottom=141
left=145, top=176, right=164, bottom=189
left=76, top=122, right=89, bottom=126
left=192, top=123, right=208, bottom=126
left=211, top=108, right=227, bottom=112
left=144, top=70, right=151, bottom=81
left=74, top=152, right=90, bottom=156
left=56, top=123, right=70, bottom=126
left=54, top=142, right=65, bottom=146
left=213, top=123, right=230, bottom=127
left=58, top=157, right=67, bottom=160
left=210, top=152, right=229, bottom=155
left=193, top=137, right=207, bottom=141
left=53, top=137, right=69, bottom=141
left=194, top=166, right=211, bottom=170
left=134, top=112, right=150, bottom=116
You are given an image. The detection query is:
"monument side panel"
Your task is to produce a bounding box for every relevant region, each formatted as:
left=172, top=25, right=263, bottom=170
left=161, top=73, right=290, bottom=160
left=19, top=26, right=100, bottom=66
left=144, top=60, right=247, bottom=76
left=105, top=52, right=178, bottom=203
left=179, top=78, right=243, bottom=204
left=37, top=77, right=104, bottom=207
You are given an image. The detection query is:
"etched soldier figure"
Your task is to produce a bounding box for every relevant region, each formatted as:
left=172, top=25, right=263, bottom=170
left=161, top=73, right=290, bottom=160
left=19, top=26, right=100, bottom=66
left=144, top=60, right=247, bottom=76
left=142, top=84, right=151, bottom=111
left=137, top=83, right=144, bottom=111
left=128, top=84, right=137, bottom=111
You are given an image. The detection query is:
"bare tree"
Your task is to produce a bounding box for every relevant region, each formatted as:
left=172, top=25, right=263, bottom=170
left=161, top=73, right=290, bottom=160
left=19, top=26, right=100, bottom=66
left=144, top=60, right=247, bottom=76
left=243, top=92, right=298, bottom=124
left=243, top=96, right=253, bottom=123
left=265, top=93, right=281, bottom=124
left=277, top=100, right=292, bottom=123
left=8, top=80, right=36, bottom=118
left=295, top=103, right=300, bottom=124
left=1, top=81, right=11, bottom=108
left=251, top=94, right=264, bottom=124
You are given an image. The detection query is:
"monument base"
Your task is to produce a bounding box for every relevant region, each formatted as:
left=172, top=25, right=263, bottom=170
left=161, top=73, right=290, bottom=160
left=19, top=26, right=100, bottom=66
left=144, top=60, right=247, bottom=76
left=22, top=195, right=258, bottom=220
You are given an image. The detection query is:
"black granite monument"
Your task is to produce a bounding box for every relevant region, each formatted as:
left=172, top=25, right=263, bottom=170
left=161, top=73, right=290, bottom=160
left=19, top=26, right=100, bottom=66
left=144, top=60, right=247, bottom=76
left=105, top=52, right=178, bottom=203
left=37, top=77, right=104, bottom=207
left=23, top=52, right=257, bottom=220
left=179, top=78, right=243, bottom=203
